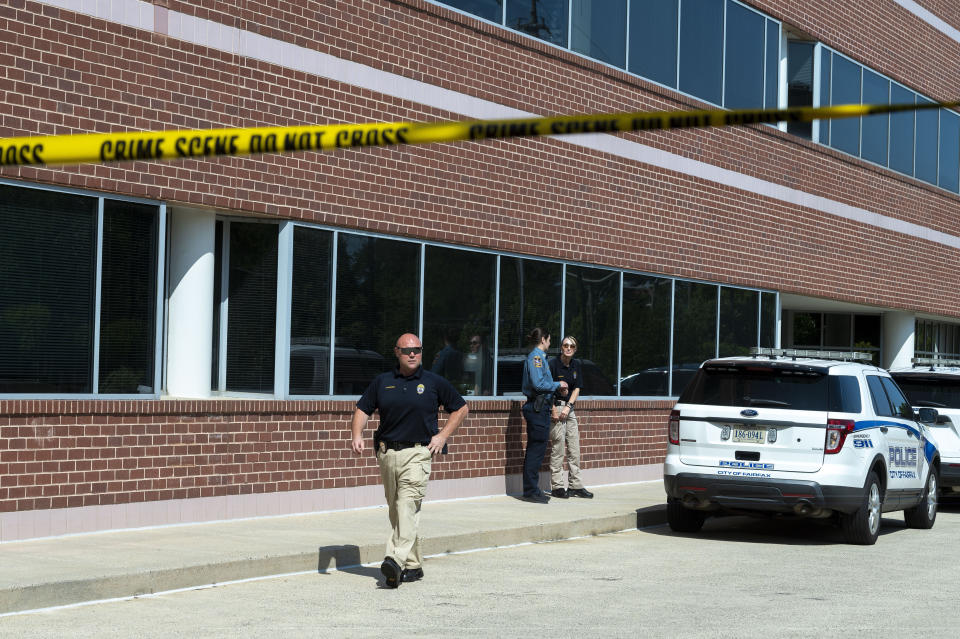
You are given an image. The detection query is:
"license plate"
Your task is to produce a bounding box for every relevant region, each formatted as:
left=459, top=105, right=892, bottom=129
left=732, top=427, right=765, bottom=444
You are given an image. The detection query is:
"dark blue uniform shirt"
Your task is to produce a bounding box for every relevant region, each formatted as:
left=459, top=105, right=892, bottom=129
left=357, top=365, right=466, bottom=444
left=549, top=357, right=582, bottom=403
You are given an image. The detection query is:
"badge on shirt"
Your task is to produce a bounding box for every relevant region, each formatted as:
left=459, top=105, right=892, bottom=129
left=533, top=356, right=543, bottom=368
left=573, top=371, right=577, bottom=379
left=417, top=383, right=425, bottom=394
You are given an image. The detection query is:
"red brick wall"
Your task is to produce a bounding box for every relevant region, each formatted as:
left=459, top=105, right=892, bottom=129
left=0, top=399, right=672, bottom=513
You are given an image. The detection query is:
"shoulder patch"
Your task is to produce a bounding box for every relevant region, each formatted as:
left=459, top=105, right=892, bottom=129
left=533, top=356, right=543, bottom=368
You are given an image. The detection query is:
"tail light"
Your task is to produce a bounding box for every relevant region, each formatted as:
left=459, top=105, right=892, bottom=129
left=825, top=418, right=855, bottom=454
left=669, top=410, right=680, bottom=445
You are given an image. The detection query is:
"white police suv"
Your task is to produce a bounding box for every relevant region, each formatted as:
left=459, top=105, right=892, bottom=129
left=890, top=359, right=960, bottom=494
left=664, top=348, right=940, bottom=545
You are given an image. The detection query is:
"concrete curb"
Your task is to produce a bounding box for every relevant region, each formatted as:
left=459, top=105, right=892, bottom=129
left=0, top=505, right=666, bottom=614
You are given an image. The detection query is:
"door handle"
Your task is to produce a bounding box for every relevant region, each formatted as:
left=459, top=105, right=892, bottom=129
left=880, top=427, right=888, bottom=433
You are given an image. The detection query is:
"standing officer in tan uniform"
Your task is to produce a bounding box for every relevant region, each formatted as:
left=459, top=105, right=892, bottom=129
left=350, top=333, right=468, bottom=588
left=549, top=336, right=593, bottom=499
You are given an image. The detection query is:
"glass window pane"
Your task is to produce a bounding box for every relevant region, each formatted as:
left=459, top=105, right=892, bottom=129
left=723, top=1, right=765, bottom=110
left=289, top=227, right=333, bottom=395
left=98, top=201, right=159, bottom=394
left=0, top=186, right=96, bottom=393
left=672, top=281, right=718, bottom=396
left=787, top=41, right=814, bottom=138
left=818, top=49, right=831, bottom=144
left=678, top=0, right=723, bottom=105
left=572, top=0, right=626, bottom=67
left=854, top=314, right=881, bottom=351
left=765, top=20, right=779, bottom=108
left=506, top=0, right=569, bottom=48
left=760, top=291, right=777, bottom=348
left=628, top=0, right=678, bottom=87
left=830, top=56, right=861, bottom=156
left=916, top=98, right=939, bottom=185
left=331, top=234, right=420, bottom=395
left=497, top=257, right=562, bottom=396
left=823, top=313, right=851, bottom=348
left=791, top=311, right=821, bottom=347
left=225, top=222, right=278, bottom=393
left=620, top=274, right=671, bottom=396
left=939, top=110, right=960, bottom=192
left=424, top=246, right=496, bottom=394
left=565, top=265, right=618, bottom=395
left=212, top=220, right=223, bottom=390
left=861, top=70, right=889, bottom=166
left=441, top=0, right=503, bottom=23
left=889, top=85, right=915, bottom=175
left=718, top=287, right=758, bottom=357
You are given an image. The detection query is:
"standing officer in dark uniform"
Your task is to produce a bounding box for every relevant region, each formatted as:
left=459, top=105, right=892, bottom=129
left=520, top=327, right=568, bottom=503
left=350, top=333, right=469, bottom=588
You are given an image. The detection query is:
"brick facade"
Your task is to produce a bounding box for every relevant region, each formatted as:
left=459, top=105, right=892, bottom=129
left=2, top=0, right=960, bottom=537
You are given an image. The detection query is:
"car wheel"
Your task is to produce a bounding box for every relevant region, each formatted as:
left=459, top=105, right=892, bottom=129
left=666, top=497, right=706, bottom=533
left=904, top=469, right=938, bottom=529
left=840, top=471, right=881, bottom=545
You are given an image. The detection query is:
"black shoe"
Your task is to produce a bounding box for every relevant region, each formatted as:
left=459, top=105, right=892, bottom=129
left=521, top=492, right=550, bottom=504
left=381, top=556, right=402, bottom=588
left=552, top=488, right=568, bottom=499
left=401, top=567, right=424, bottom=583
left=569, top=488, right=594, bottom=499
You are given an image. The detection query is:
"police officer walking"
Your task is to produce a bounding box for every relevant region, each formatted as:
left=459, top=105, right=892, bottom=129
left=549, top=335, right=593, bottom=499
left=520, top=327, right=568, bottom=503
left=350, top=333, right=469, bottom=588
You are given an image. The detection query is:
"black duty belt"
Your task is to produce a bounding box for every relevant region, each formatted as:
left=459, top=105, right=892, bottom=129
left=382, top=440, right=426, bottom=451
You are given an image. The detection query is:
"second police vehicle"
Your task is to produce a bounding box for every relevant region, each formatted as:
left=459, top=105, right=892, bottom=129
left=663, top=348, right=940, bottom=545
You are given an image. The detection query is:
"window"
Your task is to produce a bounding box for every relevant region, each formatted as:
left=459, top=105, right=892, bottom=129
left=222, top=222, right=278, bottom=393
left=672, top=281, right=718, bottom=395
left=289, top=226, right=333, bottom=395
left=423, top=246, right=496, bottom=394
left=628, top=0, right=678, bottom=87
left=823, top=313, right=851, bottom=349
left=565, top=265, right=619, bottom=395
left=867, top=375, right=894, bottom=417
left=678, top=0, right=724, bottom=105
left=497, top=257, right=562, bottom=395
left=829, top=55, right=861, bottom=156
left=787, top=40, right=815, bottom=139
left=915, top=98, right=939, bottom=185
left=718, top=287, right=758, bottom=357
left=444, top=0, right=503, bottom=22
left=818, top=48, right=831, bottom=144
left=331, top=234, right=420, bottom=395
left=620, top=274, right=671, bottom=396
left=861, top=70, right=889, bottom=166
left=939, top=110, right=960, bottom=192
left=572, top=0, right=626, bottom=68
left=760, top=292, right=777, bottom=348
left=880, top=376, right=914, bottom=419
left=0, top=185, right=160, bottom=395
left=889, top=85, right=916, bottom=175
left=765, top=19, right=779, bottom=109
left=724, top=1, right=766, bottom=110
left=507, top=0, right=568, bottom=47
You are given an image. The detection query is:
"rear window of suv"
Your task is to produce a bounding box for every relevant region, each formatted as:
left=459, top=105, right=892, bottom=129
left=893, top=375, right=960, bottom=409
left=679, top=365, right=862, bottom=413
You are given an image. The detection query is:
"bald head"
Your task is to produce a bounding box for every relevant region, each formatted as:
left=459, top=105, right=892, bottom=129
left=394, top=333, right=423, bottom=374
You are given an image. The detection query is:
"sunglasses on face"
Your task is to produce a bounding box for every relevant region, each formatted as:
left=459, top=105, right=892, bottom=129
left=397, top=346, right=423, bottom=356
left=562, top=343, right=576, bottom=349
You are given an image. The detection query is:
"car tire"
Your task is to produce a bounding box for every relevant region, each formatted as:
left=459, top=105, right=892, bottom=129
left=666, top=497, right=706, bottom=533
left=904, top=469, right=938, bottom=529
left=840, top=471, right=882, bottom=545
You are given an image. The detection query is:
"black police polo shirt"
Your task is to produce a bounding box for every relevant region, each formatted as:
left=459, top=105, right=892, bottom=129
left=356, top=366, right=466, bottom=444
left=549, top=357, right=582, bottom=399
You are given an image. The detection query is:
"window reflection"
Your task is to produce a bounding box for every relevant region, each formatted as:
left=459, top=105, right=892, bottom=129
left=678, top=0, right=723, bottom=105
left=760, top=292, right=777, bottom=348
left=939, top=110, right=960, bottom=192
left=889, top=85, right=915, bottom=175
left=290, top=227, right=333, bottom=395
left=672, top=281, right=717, bottom=396
left=628, top=0, right=677, bottom=87
left=787, top=41, right=815, bottom=139
left=506, top=0, right=569, bottom=47
left=861, top=70, right=889, bottom=166
left=571, top=0, right=626, bottom=68
left=718, top=287, right=758, bottom=357
left=915, top=98, right=938, bottom=185
left=444, top=0, right=503, bottom=22
left=497, top=257, right=561, bottom=396
left=830, top=55, right=861, bottom=156
left=331, top=235, right=420, bottom=395
left=424, top=246, right=496, bottom=395
left=565, top=265, right=618, bottom=396
left=724, top=1, right=765, bottom=110
left=620, top=274, right=671, bottom=396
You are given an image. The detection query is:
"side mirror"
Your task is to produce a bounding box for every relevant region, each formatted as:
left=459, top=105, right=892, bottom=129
left=916, top=407, right=939, bottom=424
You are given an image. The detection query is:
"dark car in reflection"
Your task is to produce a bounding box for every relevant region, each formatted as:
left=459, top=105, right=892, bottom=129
left=495, top=354, right=615, bottom=396
left=619, top=363, right=701, bottom=397
left=289, top=344, right=387, bottom=395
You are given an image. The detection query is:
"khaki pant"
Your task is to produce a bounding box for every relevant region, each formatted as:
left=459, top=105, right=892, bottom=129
left=550, top=401, right=583, bottom=490
left=377, top=444, right=432, bottom=569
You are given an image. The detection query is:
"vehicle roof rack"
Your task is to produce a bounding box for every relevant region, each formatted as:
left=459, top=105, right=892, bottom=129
left=750, top=347, right=873, bottom=362
left=911, top=356, right=960, bottom=369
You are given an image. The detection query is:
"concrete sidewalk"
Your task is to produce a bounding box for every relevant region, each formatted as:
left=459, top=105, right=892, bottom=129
left=0, top=481, right=667, bottom=614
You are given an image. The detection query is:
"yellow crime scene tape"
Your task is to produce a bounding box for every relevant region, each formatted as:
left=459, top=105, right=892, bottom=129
left=1, top=101, right=958, bottom=168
